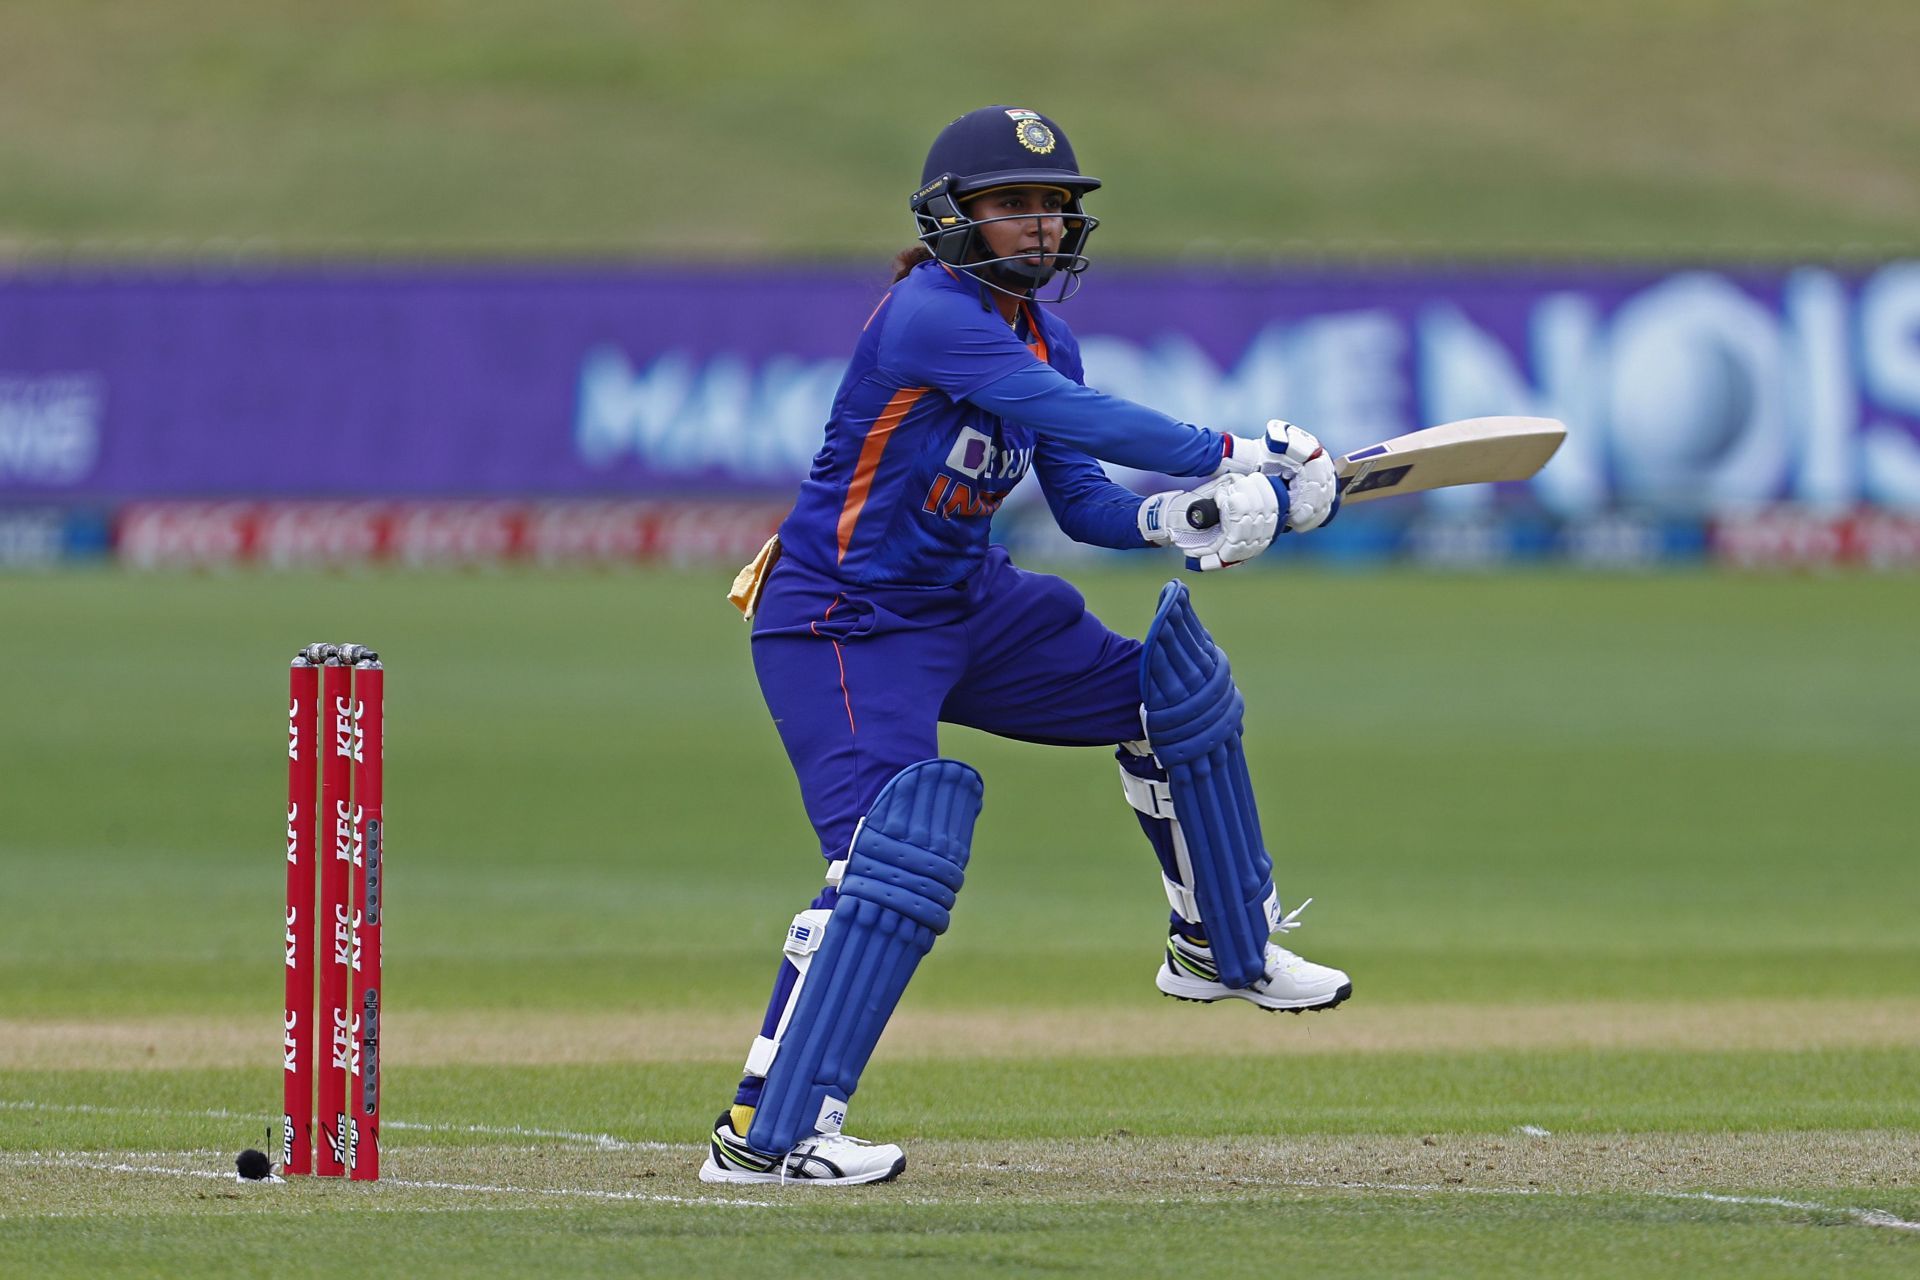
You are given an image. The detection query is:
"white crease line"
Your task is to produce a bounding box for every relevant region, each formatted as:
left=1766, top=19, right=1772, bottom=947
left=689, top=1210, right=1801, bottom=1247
left=1300, top=1177, right=1920, bottom=1234
left=1668, top=1191, right=1920, bottom=1233
left=0, top=1099, right=688, bottom=1153
left=6, top=1203, right=510, bottom=1220
left=11, top=1100, right=1916, bottom=1232
left=382, top=1176, right=776, bottom=1207
left=950, top=1160, right=1920, bottom=1234
left=11, top=1150, right=1918, bottom=1230
left=0, top=1152, right=778, bottom=1209
left=0, top=1153, right=231, bottom=1182
left=383, top=1118, right=684, bottom=1152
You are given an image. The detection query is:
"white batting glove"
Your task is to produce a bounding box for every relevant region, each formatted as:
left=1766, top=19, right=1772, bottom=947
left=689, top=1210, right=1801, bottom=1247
left=1137, top=473, right=1281, bottom=571
left=1259, top=420, right=1339, bottom=532
left=1215, top=435, right=1265, bottom=476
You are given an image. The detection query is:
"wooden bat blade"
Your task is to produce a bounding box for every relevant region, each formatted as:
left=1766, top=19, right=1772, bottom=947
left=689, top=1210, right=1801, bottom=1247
left=1336, top=416, right=1566, bottom=505
left=1180, top=416, right=1567, bottom=529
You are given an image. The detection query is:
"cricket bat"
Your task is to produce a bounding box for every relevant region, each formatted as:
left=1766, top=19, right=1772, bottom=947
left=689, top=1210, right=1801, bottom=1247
left=1186, top=416, right=1566, bottom=527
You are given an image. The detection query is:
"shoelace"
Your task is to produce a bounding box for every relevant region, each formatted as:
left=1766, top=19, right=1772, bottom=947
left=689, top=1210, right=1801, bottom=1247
left=1263, top=898, right=1318, bottom=974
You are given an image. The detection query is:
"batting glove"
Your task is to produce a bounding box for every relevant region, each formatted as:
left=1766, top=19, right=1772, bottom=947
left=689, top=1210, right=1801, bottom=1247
left=1138, top=473, right=1282, bottom=571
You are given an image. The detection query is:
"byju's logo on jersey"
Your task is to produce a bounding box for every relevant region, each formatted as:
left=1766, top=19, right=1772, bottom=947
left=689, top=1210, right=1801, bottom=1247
left=946, top=427, right=992, bottom=478
left=924, top=427, right=1032, bottom=522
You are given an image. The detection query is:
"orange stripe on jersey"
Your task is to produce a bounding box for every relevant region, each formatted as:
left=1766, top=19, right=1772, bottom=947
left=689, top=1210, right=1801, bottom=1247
left=1021, top=302, right=1049, bottom=363
left=836, top=386, right=928, bottom=564
left=862, top=291, right=895, bottom=331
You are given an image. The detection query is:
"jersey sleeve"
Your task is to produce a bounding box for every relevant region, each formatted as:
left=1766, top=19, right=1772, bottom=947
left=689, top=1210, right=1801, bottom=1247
left=1033, top=437, right=1153, bottom=550
left=882, top=287, right=1227, bottom=479
left=967, top=363, right=1226, bottom=477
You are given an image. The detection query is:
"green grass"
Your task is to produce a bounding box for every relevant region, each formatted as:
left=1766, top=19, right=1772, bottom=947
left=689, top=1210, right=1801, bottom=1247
left=10, top=1046, right=1920, bottom=1145
left=2, top=569, right=1914, bottom=1016
left=7, top=1197, right=1912, bottom=1280
left=0, top=1, right=1916, bottom=259
left=1, top=565, right=1916, bottom=1275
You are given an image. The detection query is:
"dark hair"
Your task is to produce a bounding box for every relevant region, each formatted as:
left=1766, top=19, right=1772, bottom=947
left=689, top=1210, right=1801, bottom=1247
left=890, top=244, right=934, bottom=283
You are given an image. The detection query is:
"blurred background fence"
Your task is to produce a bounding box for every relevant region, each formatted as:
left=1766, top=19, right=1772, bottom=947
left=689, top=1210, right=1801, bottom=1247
left=2, top=0, right=1917, bottom=572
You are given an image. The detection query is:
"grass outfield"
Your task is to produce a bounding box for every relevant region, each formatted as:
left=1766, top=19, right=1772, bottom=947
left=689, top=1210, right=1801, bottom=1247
left=1, top=565, right=1916, bottom=1276
left=0, top=1, right=1916, bottom=260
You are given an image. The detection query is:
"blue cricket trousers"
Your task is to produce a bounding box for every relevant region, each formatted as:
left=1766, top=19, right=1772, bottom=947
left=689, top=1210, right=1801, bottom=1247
left=751, top=545, right=1144, bottom=861
left=732, top=545, right=1152, bottom=1111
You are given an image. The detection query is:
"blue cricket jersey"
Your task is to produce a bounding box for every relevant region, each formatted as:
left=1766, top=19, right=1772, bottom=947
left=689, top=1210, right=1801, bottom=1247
left=777, top=260, right=1229, bottom=588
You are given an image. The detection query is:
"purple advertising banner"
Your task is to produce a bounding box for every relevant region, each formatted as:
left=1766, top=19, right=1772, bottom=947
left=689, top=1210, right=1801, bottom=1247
left=3, top=263, right=1919, bottom=514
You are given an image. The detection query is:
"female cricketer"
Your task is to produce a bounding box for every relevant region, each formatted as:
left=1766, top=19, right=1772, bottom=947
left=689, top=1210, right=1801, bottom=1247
left=702, top=105, right=1351, bottom=1185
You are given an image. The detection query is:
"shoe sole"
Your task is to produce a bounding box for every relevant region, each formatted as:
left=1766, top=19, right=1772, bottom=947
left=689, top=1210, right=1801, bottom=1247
left=698, top=1154, right=906, bottom=1186
left=1157, top=969, right=1353, bottom=1014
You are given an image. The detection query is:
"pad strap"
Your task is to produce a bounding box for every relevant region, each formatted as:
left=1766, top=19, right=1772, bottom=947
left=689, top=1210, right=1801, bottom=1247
left=746, top=758, right=983, bottom=1156
left=1117, top=760, right=1201, bottom=922
left=743, top=908, right=830, bottom=1076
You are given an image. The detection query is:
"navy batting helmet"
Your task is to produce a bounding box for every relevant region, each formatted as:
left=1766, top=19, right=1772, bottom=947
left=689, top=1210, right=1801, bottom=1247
left=910, top=106, right=1101, bottom=301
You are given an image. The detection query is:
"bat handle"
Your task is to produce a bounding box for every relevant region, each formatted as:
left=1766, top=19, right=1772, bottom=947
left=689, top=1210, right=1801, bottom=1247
left=1185, top=497, right=1219, bottom=530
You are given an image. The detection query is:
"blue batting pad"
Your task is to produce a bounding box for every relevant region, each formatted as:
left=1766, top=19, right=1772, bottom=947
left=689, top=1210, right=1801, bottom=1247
left=1140, top=581, right=1276, bottom=988
left=747, top=758, right=983, bottom=1156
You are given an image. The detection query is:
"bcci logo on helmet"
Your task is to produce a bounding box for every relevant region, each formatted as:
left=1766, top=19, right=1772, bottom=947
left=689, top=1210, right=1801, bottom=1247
left=1004, top=108, right=1055, bottom=154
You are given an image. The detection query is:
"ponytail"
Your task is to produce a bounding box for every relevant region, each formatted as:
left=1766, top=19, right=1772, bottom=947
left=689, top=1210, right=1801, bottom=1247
left=889, top=244, right=934, bottom=283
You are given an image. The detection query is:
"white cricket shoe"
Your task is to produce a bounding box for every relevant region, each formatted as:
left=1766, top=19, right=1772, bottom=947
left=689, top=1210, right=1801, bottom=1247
left=1156, top=930, right=1353, bottom=1013
left=699, top=1112, right=906, bottom=1186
